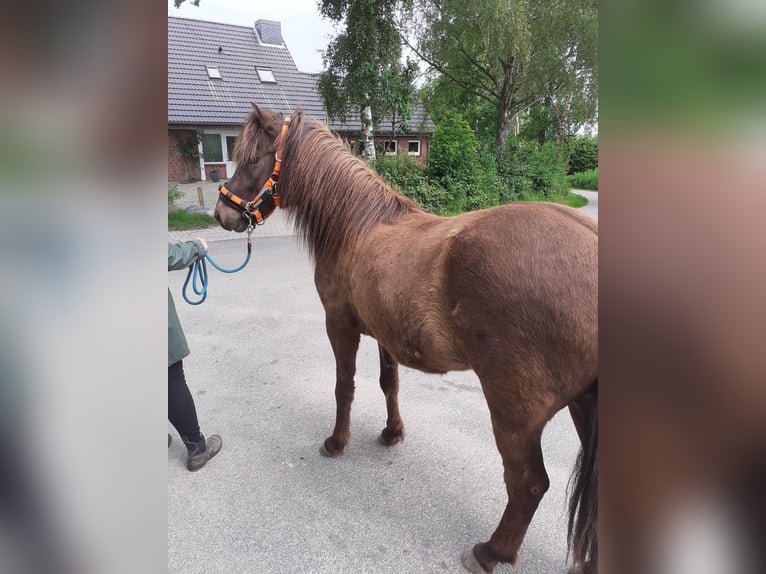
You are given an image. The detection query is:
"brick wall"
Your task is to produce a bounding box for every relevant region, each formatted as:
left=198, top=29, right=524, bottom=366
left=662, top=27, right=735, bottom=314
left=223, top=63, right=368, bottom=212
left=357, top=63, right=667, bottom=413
left=345, top=135, right=430, bottom=163
left=376, top=135, right=430, bottom=163
left=204, top=164, right=228, bottom=180
left=168, top=129, right=202, bottom=182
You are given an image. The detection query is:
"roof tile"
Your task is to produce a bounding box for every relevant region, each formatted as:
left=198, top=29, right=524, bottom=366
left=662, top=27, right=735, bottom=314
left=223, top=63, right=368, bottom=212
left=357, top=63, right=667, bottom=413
left=168, top=16, right=433, bottom=134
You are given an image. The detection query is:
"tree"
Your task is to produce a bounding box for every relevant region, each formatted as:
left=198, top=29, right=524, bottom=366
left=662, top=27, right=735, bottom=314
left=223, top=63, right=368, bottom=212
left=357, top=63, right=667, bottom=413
left=420, top=75, right=499, bottom=145
left=380, top=59, right=418, bottom=136
left=405, top=0, right=597, bottom=156
left=173, top=0, right=200, bottom=7
left=318, top=0, right=413, bottom=162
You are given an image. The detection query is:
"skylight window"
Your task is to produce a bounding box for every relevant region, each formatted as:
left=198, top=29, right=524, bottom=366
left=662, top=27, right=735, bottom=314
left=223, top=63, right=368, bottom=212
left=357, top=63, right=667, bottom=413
left=257, top=68, right=276, bottom=83
left=206, top=67, right=222, bottom=79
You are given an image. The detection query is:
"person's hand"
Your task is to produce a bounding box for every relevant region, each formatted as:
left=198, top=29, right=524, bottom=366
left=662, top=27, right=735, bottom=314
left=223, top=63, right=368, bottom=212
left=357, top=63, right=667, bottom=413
left=196, top=238, right=208, bottom=253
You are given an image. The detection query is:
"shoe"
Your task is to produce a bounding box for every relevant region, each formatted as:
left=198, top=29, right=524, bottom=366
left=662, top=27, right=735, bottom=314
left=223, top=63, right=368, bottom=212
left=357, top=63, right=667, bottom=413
left=182, top=434, right=222, bottom=471
left=168, top=433, right=172, bottom=447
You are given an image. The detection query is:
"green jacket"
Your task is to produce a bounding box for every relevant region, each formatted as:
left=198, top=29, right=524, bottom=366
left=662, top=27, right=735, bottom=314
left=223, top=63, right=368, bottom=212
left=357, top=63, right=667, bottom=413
left=168, top=240, right=206, bottom=367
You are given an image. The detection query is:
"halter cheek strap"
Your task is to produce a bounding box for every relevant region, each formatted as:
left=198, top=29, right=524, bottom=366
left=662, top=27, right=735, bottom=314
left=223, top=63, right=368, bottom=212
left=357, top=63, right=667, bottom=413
left=219, top=116, right=291, bottom=225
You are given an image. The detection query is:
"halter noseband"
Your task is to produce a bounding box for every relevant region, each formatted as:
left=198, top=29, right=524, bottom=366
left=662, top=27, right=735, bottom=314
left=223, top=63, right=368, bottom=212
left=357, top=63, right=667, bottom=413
left=218, top=116, right=291, bottom=226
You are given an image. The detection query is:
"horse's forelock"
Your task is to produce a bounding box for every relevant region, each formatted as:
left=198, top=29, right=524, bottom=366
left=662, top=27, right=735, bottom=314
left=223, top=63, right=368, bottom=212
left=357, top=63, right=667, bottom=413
left=232, top=112, right=272, bottom=164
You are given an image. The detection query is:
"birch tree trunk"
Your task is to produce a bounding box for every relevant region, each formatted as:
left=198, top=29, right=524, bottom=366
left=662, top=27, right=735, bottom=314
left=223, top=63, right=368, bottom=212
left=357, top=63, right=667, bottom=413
left=361, top=103, right=376, bottom=162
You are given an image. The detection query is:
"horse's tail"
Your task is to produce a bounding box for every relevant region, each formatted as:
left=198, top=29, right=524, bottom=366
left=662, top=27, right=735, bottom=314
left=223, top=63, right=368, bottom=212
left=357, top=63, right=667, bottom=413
left=568, top=379, right=598, bottom=572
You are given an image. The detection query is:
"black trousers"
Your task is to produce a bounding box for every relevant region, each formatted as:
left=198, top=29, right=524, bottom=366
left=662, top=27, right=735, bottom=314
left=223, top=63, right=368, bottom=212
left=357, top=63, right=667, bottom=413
left=168, top=360, right=202, bottom=442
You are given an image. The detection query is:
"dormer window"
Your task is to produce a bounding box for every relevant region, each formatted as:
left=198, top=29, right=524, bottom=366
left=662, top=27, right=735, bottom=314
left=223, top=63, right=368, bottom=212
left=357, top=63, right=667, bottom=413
left=206, top=67, right=222, bottom=79
left=257, top=68, right=276, bottom=83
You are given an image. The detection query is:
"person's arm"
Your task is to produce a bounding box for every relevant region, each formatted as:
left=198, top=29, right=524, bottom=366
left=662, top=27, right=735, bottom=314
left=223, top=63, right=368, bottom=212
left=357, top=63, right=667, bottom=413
left=168, top=239, right=208, bottom=271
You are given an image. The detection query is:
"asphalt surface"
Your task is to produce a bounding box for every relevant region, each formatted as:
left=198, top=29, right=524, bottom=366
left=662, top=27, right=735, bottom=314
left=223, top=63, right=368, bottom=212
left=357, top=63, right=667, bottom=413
left=168, top=192, right=597, bottom=574
left=572, top=190, right=598, bottom=221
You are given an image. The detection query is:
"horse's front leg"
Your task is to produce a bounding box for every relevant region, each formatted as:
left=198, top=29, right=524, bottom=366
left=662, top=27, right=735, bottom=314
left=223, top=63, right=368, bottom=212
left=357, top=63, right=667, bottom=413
left=320, top=317, right=360, bottom=457
left=377, top=344, right=405, bottom=446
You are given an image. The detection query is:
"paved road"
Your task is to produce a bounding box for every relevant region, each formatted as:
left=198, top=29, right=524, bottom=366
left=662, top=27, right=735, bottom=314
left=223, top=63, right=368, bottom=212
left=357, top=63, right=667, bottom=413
left=168, top=196, right=597, bottom=574
left=572, top=189, right=598, bottom=221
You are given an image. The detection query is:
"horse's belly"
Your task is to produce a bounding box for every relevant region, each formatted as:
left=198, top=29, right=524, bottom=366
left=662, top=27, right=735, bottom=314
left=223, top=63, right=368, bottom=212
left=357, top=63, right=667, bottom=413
left=372, top=332, right=469, bottom=374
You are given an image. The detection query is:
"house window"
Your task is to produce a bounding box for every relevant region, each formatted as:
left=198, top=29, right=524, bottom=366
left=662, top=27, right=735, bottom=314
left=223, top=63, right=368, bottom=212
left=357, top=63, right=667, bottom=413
left=383, top=140, right=397, bottom=155
left=201, top=133, right=223, bottom=162
left=206, top=66, right=222, bottom=79
left=225, top=136, right=238, bottom=161
left=257, top=68, right=276, bottom=83
left=408, top=140, right=421, bottom=156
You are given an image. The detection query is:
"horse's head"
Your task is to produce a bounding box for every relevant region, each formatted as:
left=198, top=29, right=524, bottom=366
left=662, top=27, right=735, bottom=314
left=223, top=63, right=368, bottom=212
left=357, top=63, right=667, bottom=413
left=214, top=103, right=286, bottom=233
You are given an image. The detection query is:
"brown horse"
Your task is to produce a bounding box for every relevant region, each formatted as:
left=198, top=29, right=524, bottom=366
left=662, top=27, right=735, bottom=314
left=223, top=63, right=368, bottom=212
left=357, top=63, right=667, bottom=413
left=214, top=104, right=598, bottom=574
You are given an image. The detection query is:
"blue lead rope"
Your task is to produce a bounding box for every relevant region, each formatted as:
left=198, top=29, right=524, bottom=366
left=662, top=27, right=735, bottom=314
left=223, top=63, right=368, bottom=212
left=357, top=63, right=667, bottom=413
left=182, top=234, right=252, bottom=305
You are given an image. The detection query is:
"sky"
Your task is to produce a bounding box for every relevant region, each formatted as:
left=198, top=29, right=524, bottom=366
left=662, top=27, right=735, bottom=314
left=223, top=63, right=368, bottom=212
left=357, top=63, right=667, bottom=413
left=167, top=0, right=338, bottom=74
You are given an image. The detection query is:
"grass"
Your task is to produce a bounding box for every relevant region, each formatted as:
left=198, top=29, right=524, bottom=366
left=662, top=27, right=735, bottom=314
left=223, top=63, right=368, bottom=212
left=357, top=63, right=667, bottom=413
left=560, top=190, right=588, bottom=208
left=568, top=168, right=598, bottom=191
left=168, top=209, right=218, bottom=231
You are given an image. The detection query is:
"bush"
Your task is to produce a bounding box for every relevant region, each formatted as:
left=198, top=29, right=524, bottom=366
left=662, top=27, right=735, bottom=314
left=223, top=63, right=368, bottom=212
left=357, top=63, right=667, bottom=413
left=567, top=136, right=598, bottom=175
left=568, top=168, right=599, bottom=190
left=373, top=156, right=450, bottom=214
left=463, top=151, right=501, bottom=211
left=428, top=114, right=480, bottom=185
left=168, top=183, right=183, bottom=207
left=527, top=142, right=568, bottom=198
left=497, top=139, right=568, bottom=202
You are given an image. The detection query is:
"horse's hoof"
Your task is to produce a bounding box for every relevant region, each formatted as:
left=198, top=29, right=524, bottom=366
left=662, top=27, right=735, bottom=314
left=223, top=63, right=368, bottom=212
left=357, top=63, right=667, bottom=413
left=568, top=561, right=596, bottom=574
left=319, top=438, right=344, bottom=458
left=378, top=428, right=405, bottom=446
left=461, top=547, right=493, bottom=574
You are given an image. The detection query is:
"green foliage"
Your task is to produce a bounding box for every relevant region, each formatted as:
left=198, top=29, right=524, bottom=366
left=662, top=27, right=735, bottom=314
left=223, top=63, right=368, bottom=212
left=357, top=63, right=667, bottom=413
left=428, top=115, right=480, bottom=185
left=171, top=131, right=202, bottom=183
left=518, top=101, right=558, bottom=145
left=566, top=136, right=599, bottom=174
left=373, top=156, right=449, bottom=214
left=168, top=209, right=217, bottom=231
left=374, top=118, right=575, bottom=214
left=380, top=59, right=418, bottom=134
left=568, top=168, right=599, bottom=190
left=168, top=183, right=183, bottom=207
left=497, top=139, right=569, bottom=201
left=408, top=0, right=598, bottom=154
left=171, top=132, right=201, bottom=161
left=420, top=77, right=498, bottom=146
left=374, top=137, right=572, bottom=214
left=318, top=0, right=416, bottom=157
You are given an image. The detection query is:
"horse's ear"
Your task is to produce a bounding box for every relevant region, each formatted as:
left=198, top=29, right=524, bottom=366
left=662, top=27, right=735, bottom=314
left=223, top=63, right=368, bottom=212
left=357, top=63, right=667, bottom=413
left=249, top=102, right=279, bottom=138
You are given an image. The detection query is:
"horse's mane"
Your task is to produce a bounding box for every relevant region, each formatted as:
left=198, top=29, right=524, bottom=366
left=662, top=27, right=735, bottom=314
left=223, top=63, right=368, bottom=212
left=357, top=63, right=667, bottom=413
left=276, top=112, right=423, bottom=262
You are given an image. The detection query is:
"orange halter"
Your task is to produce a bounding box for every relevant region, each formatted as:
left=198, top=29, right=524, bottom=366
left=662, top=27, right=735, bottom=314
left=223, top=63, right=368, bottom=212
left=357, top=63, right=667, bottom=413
left=218, top=116, right=291, bottom=226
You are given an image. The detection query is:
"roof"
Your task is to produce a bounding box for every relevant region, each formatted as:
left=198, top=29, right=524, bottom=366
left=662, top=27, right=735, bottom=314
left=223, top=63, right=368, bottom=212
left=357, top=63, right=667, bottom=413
left=168, top=16, right=433, bottom=134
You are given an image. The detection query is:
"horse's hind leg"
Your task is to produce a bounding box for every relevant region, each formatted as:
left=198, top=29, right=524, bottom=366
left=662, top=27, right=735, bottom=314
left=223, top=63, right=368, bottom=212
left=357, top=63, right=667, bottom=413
left=377, top=344, right=404, bottom=446
left=320, top=318, right=360, bottom=457
left=568, top=380, right=597, bottom=444
left=463, top=413, right=550, bottom=573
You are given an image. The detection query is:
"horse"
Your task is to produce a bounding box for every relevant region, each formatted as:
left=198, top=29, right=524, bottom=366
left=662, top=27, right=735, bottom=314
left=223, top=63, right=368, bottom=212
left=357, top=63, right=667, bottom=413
left=214, top=104, right=598, bottom=574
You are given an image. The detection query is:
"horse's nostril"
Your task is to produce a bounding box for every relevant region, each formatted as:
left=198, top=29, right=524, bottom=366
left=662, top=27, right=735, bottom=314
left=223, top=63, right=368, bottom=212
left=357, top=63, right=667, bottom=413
left=213, top=211, right=221, bottom=222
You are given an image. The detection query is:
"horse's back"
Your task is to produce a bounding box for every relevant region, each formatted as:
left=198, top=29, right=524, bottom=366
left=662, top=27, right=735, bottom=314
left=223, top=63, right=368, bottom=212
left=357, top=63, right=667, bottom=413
left=443, top=202, right=598, bottom=401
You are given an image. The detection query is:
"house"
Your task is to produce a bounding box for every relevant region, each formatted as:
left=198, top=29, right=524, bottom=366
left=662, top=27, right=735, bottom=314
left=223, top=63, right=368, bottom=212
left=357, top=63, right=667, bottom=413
left=168, top=16, right=434, bottom=182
